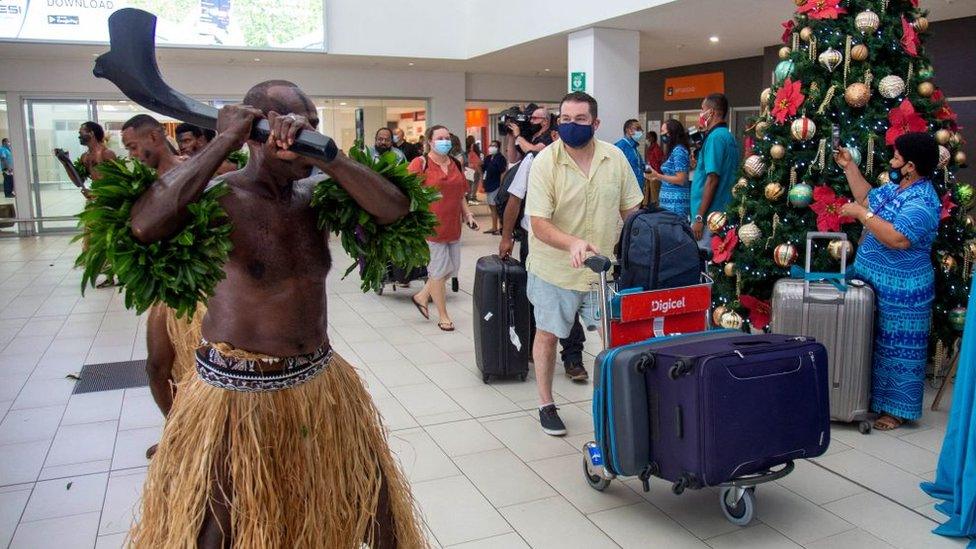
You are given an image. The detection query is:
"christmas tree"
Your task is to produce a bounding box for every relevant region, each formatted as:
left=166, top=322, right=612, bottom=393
left=709, top=0, right=973, bottom=356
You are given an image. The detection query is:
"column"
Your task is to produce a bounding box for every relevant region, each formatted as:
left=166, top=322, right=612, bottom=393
left=567, top=28, right=640, bottom=143
left=6, top=92, right=35, bottom=236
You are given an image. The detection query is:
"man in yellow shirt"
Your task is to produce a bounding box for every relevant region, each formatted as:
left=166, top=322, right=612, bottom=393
left=525, top=92, right=643, bottom=436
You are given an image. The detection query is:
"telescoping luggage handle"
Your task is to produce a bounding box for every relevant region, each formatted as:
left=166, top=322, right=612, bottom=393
left=792, top=231, right=849, bottom=304
left=585, top=255, right=613, bottom=351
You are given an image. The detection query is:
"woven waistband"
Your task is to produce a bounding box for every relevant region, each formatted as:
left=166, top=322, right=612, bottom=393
left=195, top=342, right=333, bottom=393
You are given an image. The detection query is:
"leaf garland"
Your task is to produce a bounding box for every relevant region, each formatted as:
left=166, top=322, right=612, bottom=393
left=72, top=157, right=89, bottom=183
left=227, top=149, right=249, bottom=170
left=74, top=158, right=233, bottom=319
left=311, top=144, right=440, bottom=293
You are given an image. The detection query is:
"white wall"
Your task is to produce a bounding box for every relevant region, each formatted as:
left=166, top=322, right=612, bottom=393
left=568, top=28, right=640, bottom=143
left=326, top=0, right=467, bottom=59
left=465, top=73, right=564, bottom=103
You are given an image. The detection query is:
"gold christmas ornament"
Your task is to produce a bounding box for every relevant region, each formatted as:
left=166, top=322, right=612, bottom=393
left=773, top=243, right=798, bottom=268
left=738, top=222, right=763, bottom=247
left=955, top=151, right=968, bottom=166
left=939, top=146, right=951, bottom=169
left=850, top=44, right=869, bottom=61
left=878, top=75, right=906, bottom=99
left=744, top=155, right=768, bottom=177
left=793, top=0, right=805, bottom=5
left=723, top=262, right=736, bottom=277
left=967, top=215, right=976, bottom=229
left=855, top=10, right=880, bottom=34
left=917, top=81, right=935, bottom=98
left=878, top=171, right=890, bottom=184
left=942, top=254, right=958, bottom=273
left=760, top=88, right=773, bottom=108
left=800, top=27, right=813, bottom=42
left=935, top=129, right=952, bottom=145
left=720, top=310, right=744, bottom=330
left=818, top=47, right=843, bottom=73
left=844, top=83, right=871, bottom=108
left=707, top=211, right=727, bottom=233
left=950, top=132, right=963, bottom=147
left=914, top=17, right=929, bottom=32
left=712, top=306, right=728, bottom=327
left=770, top=143, right=787, bottom=160
left=828, top=239, right=853, bottom=261
left=733, top=178, right=749, bottom=197
left=778, top=47, right=792, bottom=60
left=791, top=116, right=817, bottom=141
left=755, top=121, right=770, bottom=139
left=765, top=182, right=786, bottom=202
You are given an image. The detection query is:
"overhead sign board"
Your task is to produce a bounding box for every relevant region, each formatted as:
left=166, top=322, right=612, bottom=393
left=664, top=72, right=725, bottom=102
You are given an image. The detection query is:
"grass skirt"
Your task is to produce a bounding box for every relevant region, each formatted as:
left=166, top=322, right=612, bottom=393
left=162, top=304, right=207, bottom=382
left=129, top=350, right=426, bottom=548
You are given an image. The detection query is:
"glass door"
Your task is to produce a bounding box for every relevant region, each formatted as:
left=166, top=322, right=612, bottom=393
left=26, top=99, right=94, bottom=232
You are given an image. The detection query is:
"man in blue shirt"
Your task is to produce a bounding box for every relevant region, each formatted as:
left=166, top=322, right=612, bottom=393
left=690, top=94, right=739, bottom=249
left=0, top=138, right=14, bottom=198
left=614, top=119, right=646, bottom=193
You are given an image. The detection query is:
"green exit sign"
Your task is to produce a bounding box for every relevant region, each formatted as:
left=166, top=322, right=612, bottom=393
left=570, top=72, right=587, bottom=92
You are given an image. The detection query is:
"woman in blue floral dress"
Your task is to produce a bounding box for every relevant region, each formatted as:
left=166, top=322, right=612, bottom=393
left=836, top=132, right=941, bottom=431
left=648, top=119, right=691, bottom=218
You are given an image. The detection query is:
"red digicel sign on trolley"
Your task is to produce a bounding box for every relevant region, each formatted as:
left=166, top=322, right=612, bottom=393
left=608, top=284, right=711, bottom=348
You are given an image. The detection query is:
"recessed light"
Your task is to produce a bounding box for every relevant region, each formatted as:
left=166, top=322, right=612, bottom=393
left=339, top=102, right=348, bottom=106
left=544, top=68, right=551, bottom=72
left=709, top=36, right=720, bottom=43
left=253, top=57, right=260, bottom=61
left=408, top=62, right=415, bottom=66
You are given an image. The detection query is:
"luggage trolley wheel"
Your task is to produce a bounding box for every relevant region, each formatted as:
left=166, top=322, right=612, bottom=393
left=582, top=453, right=612, bottom=492
left=858, top=420, right=872, bottom=435
left=719, top=486, right=757, bottom=527
left=375, top=285, right=385, bottom=296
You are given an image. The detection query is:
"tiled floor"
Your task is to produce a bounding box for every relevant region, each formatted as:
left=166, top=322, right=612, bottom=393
left=0, top=229, right=967, bottom=548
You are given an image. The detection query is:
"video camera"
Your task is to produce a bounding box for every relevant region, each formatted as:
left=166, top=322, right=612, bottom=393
left=498, top=103, right=541, bottom=137
left=688, top=127, right=705, bottom=148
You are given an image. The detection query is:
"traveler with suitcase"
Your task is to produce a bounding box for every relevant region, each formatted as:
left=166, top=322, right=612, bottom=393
left=523, top=92, right=643, bottom=436
left=835, top=132, right=941, bottom=431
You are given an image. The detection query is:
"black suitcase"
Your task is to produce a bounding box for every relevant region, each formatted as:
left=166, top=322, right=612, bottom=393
left=473, top=255, right=530, bottom=383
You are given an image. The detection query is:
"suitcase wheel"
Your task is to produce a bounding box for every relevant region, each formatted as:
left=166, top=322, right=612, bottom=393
left=668, top=359, right=691, bottom=380
left=375, top=285, right=384, bottom=296
left=858, top=420, right=872, bottom=435
left=519, top=373, right=528, bottom=382
left=582, top=453, right=612, bottom=492
left=719, top=486, right=757, bottom=527
left=482, top=373, right=490, bottom=384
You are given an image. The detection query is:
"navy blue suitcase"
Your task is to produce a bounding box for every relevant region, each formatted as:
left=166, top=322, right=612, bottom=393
left=591, top=331, right=831, bottom=492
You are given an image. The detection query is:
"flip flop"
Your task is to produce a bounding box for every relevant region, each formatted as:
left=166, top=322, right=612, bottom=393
left=438, top=322, right=455, bottom=332
left=873, top=414, right=905, bottom=431
left=411, top=295, right=430, bottom=319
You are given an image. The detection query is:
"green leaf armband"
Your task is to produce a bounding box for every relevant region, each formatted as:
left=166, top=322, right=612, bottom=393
left=72, top=157, right=89, bottom=183
left=73, top=158, right=233, bottom=319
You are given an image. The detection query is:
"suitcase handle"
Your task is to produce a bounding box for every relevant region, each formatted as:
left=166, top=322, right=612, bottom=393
left=800, top=232, right=849, bottom=303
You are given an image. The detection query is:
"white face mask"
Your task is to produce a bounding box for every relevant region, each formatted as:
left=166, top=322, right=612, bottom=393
left=488, top=146, right=499, bottom=155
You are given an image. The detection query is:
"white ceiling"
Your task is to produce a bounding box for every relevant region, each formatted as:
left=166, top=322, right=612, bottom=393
left=0, top=0, right=972, bottom=77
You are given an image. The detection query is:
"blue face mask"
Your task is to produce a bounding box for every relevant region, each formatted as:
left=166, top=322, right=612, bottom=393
left=558, top=122, right=594, bottom=149
left=433, top=139, right=452, bottom=155
left=661, top=134, right=671, bottom=145
left=631, top=131, right=644, bottom=142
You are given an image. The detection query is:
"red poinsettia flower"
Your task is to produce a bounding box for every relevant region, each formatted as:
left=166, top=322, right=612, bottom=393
left=711, top=231, right=739, bottom=264
left=781, top=20, right=795, bottom=44
left=739, top=295, right=772, bottom=330
left=771, top=78, right=805, bottom=124
left=797, top=0, right=846, bottom=20
left=941, top=192, right=957, bottom=222
left=931, top=90, right=960, bottom=132
left=901, top=16, right=920, bottom=56
left=809, top=186, right=855, bottom=232
left=886, top=100, right=928, bottom=146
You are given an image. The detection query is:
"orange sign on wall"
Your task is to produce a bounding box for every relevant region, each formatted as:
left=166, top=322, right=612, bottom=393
left=664, top=72, right=725, bottom=102
left=466, top=109, right=489, bottom=128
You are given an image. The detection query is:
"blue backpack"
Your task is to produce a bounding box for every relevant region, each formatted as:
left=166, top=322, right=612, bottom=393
left=616, top=206, right=703, bottom=291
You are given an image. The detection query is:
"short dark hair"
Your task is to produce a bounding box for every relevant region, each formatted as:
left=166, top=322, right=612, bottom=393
left=894, top=132, right=939, bottom=177
left=648, top=131, right=658, bottom=141
left=175, top=122, right=204, bottom=138
left=490, top=140, right=501, bottom=148
left=560, top=91, right=598, bottom=119
left=203, top=129, right=216, bottom=142
left=122, top=115, right=162, bottom=133
left=1, top=138, right=8, bottom=145
left=375, top=127, right=393, bottom=139
left=243, top=79, right=313, bottom=116
left=81, top=121, right=106, bottom=142
left=704, top=93, right=729, bottom=118
left=623, top=119, right=640, bottom=133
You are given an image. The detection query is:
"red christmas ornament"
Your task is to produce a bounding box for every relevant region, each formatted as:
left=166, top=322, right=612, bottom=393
left=739, top=295, right=772, bottom=330
left=711, top=231, right=740, bottom=264
left=901, top=16, right=920, bottom=57
left=797, top=0, right=847, bottom=20
left=886, top=100, right=928, bottom=146
left=781, top=20, right=796, bottom=44
left=941, top=192, right=957, bottom=222
left=909, top=0, right=919, bottom=7
left=772, top=78, right=805, bottom=124
left=932, top=90, right=960, bottom=132
left=810, top=186, right=856, bottom=232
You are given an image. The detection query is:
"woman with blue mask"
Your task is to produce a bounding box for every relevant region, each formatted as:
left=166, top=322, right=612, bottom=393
left=835, top=132, right=942, bottom=431
left=408, top=125, right=479, bottom=332
left=647, top=119, right=691, bottom=218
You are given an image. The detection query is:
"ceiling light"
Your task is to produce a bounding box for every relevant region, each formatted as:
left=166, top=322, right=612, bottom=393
left=408, top=62, right=415, bottom=66
left=253, top=57, right=260, bottom=61
left=339, top=102, right=347, bottom=106
left=709, top=36, right=720, bottom=43
left=544, top=68, right=551, bottom=72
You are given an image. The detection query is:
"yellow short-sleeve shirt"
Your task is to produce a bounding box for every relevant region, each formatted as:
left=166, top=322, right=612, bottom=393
left=525, top=139, right=644, bottom=291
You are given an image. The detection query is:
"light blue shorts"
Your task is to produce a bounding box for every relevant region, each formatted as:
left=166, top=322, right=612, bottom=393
left=526, top=273, right=600, bottom=339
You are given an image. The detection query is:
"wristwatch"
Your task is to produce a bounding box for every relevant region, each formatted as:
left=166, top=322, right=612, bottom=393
left=694, top=215, right=704, bottom=223
left=863, top=211, right=875, bottom=223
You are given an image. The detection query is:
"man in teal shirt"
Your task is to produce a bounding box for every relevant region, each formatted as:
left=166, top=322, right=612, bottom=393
left=613, top=118, right=647, bottom=192
left=0, top=138, right=13, bottom=198
left=690, top=93, right=739, bottom=249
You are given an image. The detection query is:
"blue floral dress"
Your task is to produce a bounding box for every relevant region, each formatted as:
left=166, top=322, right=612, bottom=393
left=658, top=145, right=690, bottom=219
left=852, top=180, right=940, bottom=420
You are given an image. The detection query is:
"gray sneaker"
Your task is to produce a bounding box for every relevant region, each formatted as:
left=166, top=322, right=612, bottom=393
left=539, top=404, right=567, bottom=436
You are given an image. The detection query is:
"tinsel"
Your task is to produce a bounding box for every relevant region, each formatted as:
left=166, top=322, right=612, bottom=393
left=817, top=85, right=838, bottom=114
left=843, top=35, right=852, bottom=87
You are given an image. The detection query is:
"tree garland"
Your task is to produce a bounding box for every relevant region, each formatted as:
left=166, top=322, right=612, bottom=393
left=72, top=157, right=89, bottom=183
left=74, top=158, right=233, bottom=319
left=311, top=144, right=440, bottom=293
left=227, top=150, right=249, bottom=170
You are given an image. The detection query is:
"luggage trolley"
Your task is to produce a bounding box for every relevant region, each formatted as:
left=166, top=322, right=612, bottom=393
left=375, top=265, right=459, bottom=296
left=580, top=254, right=795, bottom=527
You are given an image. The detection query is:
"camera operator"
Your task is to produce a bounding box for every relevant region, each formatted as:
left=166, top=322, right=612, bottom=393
left=503, top=105, right=552, bottom=162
